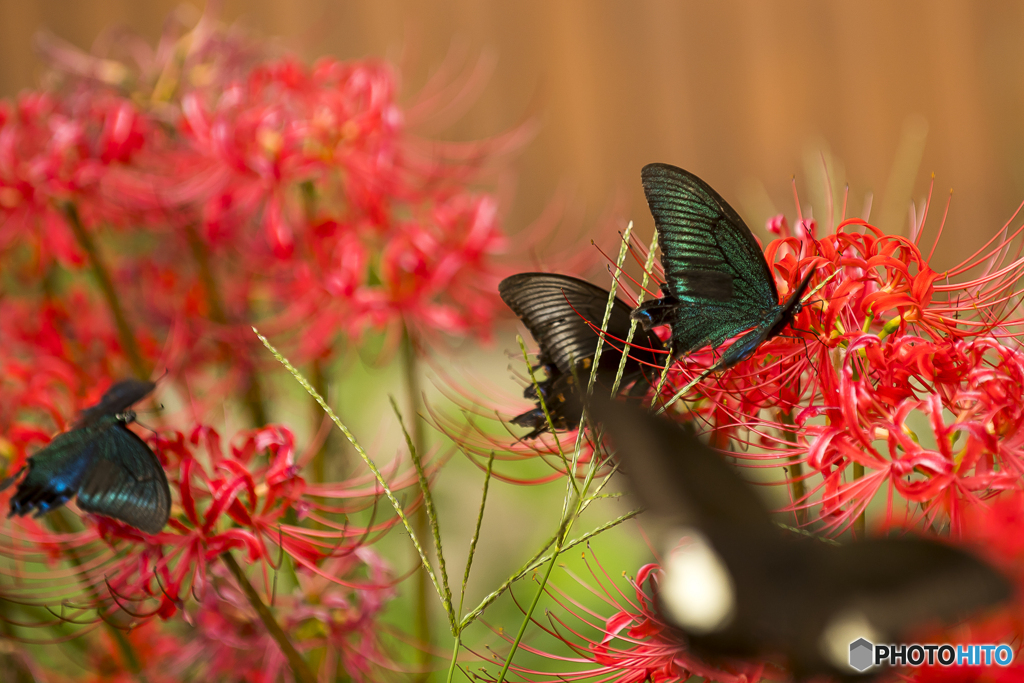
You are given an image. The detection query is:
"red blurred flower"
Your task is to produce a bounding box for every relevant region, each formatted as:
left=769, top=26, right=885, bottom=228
left=477, top=554, right=769, bottom=683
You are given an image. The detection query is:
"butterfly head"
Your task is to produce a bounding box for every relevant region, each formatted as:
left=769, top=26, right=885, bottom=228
left=115, top=409, right=137, bottom=425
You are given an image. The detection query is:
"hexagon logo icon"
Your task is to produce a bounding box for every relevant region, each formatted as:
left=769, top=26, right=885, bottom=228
left=849, top=638, right=874, bottom=672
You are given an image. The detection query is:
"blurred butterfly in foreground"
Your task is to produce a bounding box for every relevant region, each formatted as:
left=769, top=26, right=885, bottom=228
left=587, top=396, right=1012, bottom=681
left=633, top=163, right=817, bottom=370
left=499, top=272, right=664, bottom=438
left=1, top=379, right=170, bottom=535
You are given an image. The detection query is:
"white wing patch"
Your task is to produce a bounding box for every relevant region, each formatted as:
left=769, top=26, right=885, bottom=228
left=660, top=528, right=735, bottom=634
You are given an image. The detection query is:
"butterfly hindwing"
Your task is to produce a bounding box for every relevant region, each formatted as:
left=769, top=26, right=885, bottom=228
left=6, top=432, right=101, bottom=518
left=500, top=273, right=665, bottom=438
left=76, top=423, right=170, bottom=535
left=826, top=537, right=1012, bottom=637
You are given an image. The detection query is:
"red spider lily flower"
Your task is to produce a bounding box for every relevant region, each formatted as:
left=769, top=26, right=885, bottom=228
left=0, top=420, right=418, bottom=635
left=177, top=547, right=397, bottom=683
left=425, top=361, right=607, bottom=485
left=475, top=554, right=770, bottom=683
left=0, top=9, right=542, bottom=428
left=0, top=88, right=151, bottom=269
left=645, top=188, right=1024, bottom=535
left=75, top=621, right=188, bottom=683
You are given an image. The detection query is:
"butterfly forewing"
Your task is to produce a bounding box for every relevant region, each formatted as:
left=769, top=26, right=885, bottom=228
left=74, top=379, right=156, bottom=429
left=76, top=423, right=170, bottom=535
left=641, top=164, right=777, bottom=309
left=639, top=163, right=820, bottom=367
left=587, top=395, right=772, bottom=531
left=825, top=537, right=1012, bottom=636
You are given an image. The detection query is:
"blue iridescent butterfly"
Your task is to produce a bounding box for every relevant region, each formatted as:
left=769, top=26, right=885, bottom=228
left=1, top=379, right=170, bottom=534
left=632, top=163, right=815, bottom=369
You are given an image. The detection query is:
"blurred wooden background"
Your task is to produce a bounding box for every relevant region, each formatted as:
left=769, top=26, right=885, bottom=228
left=2, top=0, right=1024, bottom=269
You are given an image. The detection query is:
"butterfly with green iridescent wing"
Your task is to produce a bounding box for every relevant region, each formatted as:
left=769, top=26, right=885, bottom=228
left=632, top=163, right=816, bottom=370
left=1, top=379, right=170, bottom=534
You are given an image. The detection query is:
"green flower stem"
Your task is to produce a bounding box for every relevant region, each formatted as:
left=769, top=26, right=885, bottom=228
left=459, top=451, right=495, bottom=616
left=611, top=228, right=659, bottom=396
left=400, top=326, right=434, bottom=680
left=183, top=222, right=268, bottom=427
left=446, top=451, right=495, bottom=683
left=63, top=203, right=148, bottom=380
left=497, top=231, right=637, bottom=683
left=444, top=630, right=462, bottom=683
left=254, top=328, right=445, bottom=598
left=517, top=508, right=639, bottom=577
left=310, top=358, right=332, bottom=482
left=494, top=546, right=560, bottom=683
left=853, top=461, right=866, bottom=536
left=391, top=397, right=454, bottom=630
left=47, top=509, right=147, bottom=682
left=220, top=552, right=315, bottom=683
left=779, top=410, right=808, bottom=525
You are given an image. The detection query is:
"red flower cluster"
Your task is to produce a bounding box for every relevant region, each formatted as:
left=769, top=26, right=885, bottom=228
left=0, top=7, right=526, bottom=421
left=0, top=416, right=417, bottom=629
left=0, top=8, right=527, bottom=680
left=476, top=188, right=1024, bottom=682
left=648, top=207, right=1024, bottom=535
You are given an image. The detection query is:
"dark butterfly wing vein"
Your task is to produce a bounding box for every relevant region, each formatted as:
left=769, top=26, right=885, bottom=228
left=641, top=163, right=777, bottom=309
left=499, top=273, right=657, bottom=374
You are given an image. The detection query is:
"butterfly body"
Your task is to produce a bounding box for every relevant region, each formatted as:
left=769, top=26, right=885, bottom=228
left=3, top=380, right=170, bottom=534
left=588, top=397, right=1012, bottom=680
left=500, top=272, right=664, bottom=438
left=632, top=163, right=816, bottom=370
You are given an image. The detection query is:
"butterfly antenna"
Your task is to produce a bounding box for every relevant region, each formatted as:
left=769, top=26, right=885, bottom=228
left=559, top=291, right=668, bottom=359
left=133, top=417, right=159, bottom=435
